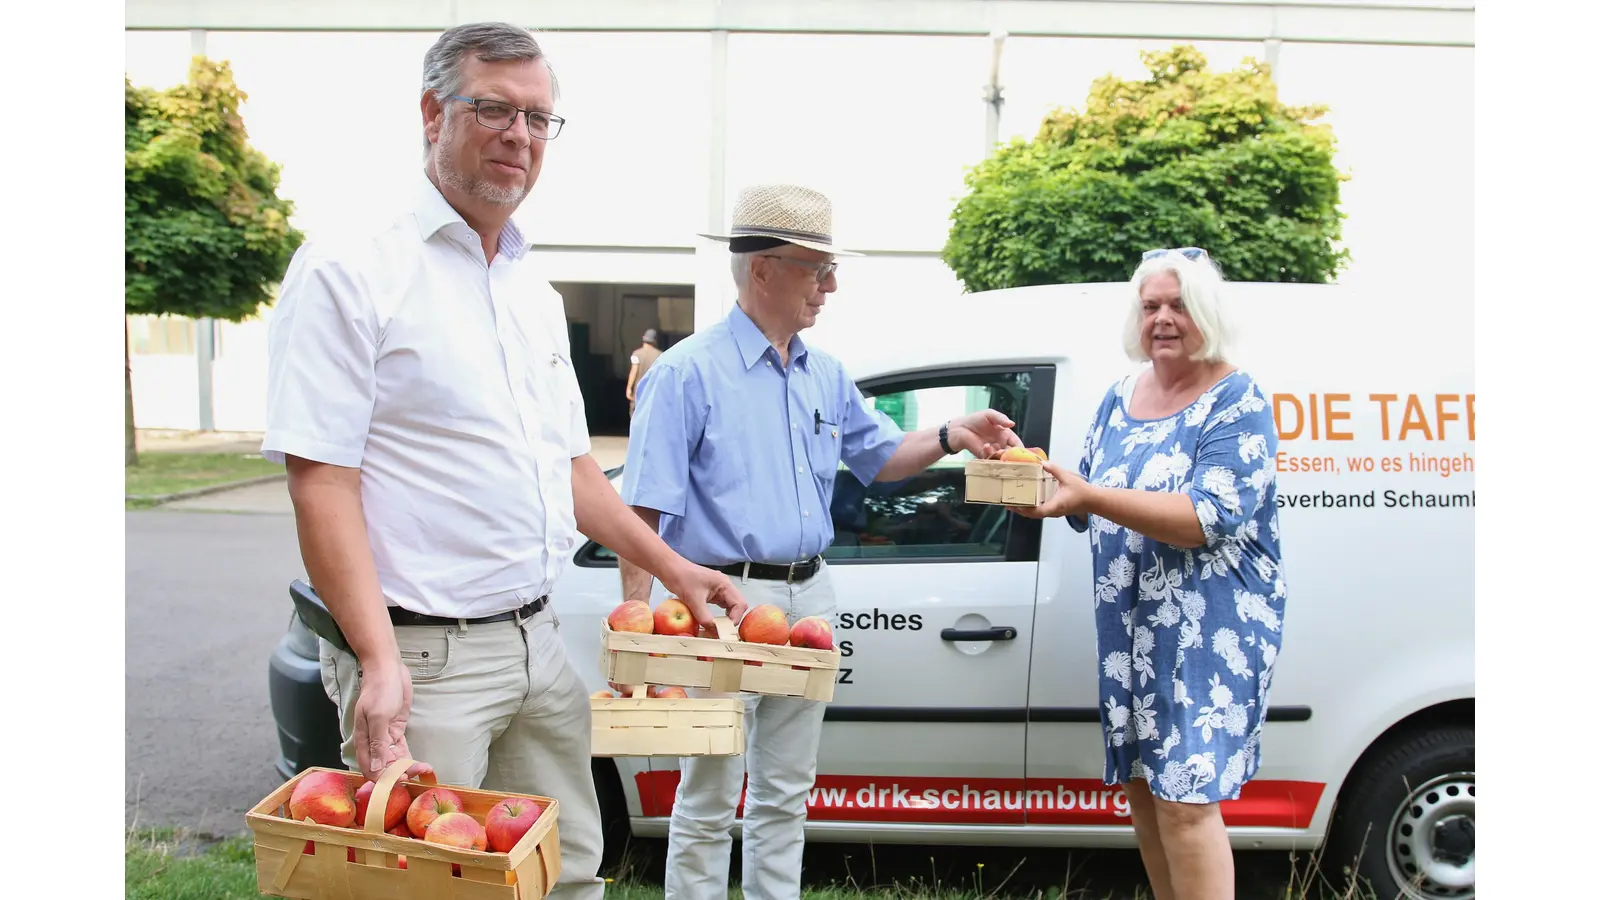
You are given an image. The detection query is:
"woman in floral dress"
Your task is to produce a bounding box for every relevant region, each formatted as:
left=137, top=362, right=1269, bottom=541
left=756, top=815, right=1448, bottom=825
left=1012, top=248, right=1287, bottom=900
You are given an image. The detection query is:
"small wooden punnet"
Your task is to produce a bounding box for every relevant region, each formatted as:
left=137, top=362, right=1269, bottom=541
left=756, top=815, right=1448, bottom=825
left=963, top=458, right=1059, bottom=507
left=245, top=758, right=561, bottom=900
left=599, top=615, right=841, bottom=702
left=590, top=684, right=746, bottom=757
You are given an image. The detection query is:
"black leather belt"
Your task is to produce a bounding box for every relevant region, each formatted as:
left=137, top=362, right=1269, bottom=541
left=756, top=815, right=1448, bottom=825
left=388, top=595, right=548, bottom=628
left=710, top=556, right=824, bottom=584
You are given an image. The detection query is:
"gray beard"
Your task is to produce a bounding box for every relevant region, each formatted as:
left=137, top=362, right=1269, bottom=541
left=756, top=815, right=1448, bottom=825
left=435, top=119, right=526, bottom=208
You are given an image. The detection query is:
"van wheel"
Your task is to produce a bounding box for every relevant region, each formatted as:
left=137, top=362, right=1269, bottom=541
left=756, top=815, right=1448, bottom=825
left=592, top=759, right=632, bottom=873
left=1324, top=725, right=1474, bottom=899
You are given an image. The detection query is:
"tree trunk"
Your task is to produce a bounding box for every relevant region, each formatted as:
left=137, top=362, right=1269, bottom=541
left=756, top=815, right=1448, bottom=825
left=126, top=316, right=138, bottom=467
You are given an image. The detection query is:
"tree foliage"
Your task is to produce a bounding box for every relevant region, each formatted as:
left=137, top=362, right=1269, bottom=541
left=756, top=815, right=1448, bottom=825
left=125, top=57, right=304, bottom=321
left=943, top=46, right=1349, bottom=291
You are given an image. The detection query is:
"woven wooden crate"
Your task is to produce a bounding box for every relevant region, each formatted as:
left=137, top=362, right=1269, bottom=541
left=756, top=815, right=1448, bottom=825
left=245, top=758, right=560, bottom=900
left=590, top=686, right=745, bottom=757
left=599, top=616, right=840, bottom=702
left=964, top=458, right=1058, bottom=506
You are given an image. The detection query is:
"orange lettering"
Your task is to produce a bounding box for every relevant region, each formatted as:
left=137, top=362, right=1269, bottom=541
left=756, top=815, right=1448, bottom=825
left=1435, top=394, right=1460, bottom=442
left=1273, top=394, right=1304, bottom=440
left=1399, top=394, right=1434, bottom=440
left=1309, top=393, right=1319, bottom=439
left=1369, top=394, right=1398, bottom=440
left=1323, top=393, right=1353, bottom=441
left=1466, top=393, right=1475, bottom=441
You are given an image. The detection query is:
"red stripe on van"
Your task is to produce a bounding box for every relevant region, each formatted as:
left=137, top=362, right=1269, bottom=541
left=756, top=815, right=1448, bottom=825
left=634, top=772, right=1324, bottom=828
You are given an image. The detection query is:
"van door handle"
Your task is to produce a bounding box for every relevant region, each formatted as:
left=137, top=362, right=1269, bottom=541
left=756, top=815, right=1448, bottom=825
left=941, top=626, right=1017, bottom=642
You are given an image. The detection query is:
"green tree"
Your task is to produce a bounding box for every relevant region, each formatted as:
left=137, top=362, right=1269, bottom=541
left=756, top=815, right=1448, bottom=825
left=943, top=45, right=1348, bottom=293
left=125, top=57, right=304, bottom=465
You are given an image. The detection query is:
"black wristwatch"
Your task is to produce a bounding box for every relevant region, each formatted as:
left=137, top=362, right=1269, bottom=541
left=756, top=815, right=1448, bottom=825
left=939, top=421, right=955, bottom=455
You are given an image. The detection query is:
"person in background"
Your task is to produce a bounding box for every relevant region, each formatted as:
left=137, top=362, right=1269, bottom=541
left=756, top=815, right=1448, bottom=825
left=626, top=327, right=662, bottom=417
left=1011, top=247, right=1288, bottom=900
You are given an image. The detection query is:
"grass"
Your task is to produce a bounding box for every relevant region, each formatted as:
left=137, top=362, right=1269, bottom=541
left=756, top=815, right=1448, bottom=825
left=125, top=451, right=280, bottom=506
left=122, top=828, right=1382, bottom=900
left=126, top=828, right=260, bottom=900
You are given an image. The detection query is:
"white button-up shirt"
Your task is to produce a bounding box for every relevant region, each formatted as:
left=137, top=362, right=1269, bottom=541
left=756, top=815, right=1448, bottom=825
left=262, top=173, right=589, bottom=619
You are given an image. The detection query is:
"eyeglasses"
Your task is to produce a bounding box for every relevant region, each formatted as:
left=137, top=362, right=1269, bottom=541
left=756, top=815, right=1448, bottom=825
left=450, top=95, right=565, bottom=140
left=760, top=255, right=839, bottom=284
left=1142, top=247, right=1210, bottom=263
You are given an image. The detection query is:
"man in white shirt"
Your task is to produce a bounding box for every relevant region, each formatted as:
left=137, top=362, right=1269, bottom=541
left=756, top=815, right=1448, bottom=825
left=261, top=22, right=746, bottom=899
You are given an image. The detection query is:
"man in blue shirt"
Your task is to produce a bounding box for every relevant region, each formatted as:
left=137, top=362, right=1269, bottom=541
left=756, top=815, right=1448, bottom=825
left=619, top=184, right=1022, bottom=900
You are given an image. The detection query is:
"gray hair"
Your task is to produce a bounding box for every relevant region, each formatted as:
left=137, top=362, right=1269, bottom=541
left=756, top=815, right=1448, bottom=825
left=731, top=251, right=756, bottom=290
left=421, top=22, right=560, bottom=154
left=1122, top=251, right=1233, bottom=363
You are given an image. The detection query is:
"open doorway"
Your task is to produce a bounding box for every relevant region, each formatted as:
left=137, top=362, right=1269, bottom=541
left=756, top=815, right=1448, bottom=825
left=552, top=282, right=695, bottom=437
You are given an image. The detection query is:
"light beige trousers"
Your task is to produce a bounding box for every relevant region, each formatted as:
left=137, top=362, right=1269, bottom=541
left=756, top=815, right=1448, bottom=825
left=664, top=564, right=836, bottom=900
left=320, top=603, right=604, bottom=900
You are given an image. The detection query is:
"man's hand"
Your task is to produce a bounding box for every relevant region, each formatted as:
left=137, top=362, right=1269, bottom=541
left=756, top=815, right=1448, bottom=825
left=351, top=654, right=415, bottom=780
left=658, top=561, right=749, bottom=635
left=949, top=409, right=1024, bottom=459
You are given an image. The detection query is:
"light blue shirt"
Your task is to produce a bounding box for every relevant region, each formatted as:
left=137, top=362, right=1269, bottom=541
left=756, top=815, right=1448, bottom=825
left=621, top=303, right=906, bottom=566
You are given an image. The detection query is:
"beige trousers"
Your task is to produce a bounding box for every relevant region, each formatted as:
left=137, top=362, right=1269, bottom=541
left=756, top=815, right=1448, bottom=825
left=319, top=603, right=604, bottom=900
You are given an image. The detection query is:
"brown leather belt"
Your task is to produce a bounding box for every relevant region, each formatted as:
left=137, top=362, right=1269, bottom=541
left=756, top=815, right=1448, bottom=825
left=709, top=556, right=824, bottom=584
left=387, top=595, right=548, bottom=628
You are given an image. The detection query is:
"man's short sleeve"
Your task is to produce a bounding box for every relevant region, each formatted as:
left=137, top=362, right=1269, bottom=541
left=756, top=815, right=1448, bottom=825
left=260, top=247, right=380, bottom=468
left=620, top=363, right=697, bottom=517
left=839, top=380, right=906, bottom=485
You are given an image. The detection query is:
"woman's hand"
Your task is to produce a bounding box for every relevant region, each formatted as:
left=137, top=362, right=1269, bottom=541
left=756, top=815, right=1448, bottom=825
left=1009, top=460, right=1094, bottom=519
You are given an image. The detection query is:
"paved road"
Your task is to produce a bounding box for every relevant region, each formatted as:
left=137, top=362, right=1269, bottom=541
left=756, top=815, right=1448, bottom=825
left=125, top=507, right=305, bottom=835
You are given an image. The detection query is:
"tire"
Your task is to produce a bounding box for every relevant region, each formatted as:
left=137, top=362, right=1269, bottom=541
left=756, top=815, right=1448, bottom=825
left=591, top=759, right=633, bottom=873
left=1324, top=725, right=1474, bottom=900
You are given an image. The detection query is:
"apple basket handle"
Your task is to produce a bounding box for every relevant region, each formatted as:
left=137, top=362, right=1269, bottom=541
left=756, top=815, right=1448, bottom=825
left=365, top=758, right=437, bottom=835
left=712, top=616, right=737, bottom=641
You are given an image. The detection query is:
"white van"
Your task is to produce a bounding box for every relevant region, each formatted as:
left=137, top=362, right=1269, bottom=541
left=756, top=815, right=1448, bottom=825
left=556, top=280, right=1474, bottom=900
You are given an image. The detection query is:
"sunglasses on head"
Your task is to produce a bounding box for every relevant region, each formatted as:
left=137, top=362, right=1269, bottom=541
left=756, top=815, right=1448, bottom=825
left=1142, top=247, right=1210, bottom=263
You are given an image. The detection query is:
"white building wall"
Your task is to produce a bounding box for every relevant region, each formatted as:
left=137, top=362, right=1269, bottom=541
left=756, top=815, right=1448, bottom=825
left=123, top=13, right=1473, bottom=432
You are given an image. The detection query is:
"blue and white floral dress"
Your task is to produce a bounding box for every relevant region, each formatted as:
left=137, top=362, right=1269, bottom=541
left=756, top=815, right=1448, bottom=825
left=1068, top=368, right=1288, bottom=804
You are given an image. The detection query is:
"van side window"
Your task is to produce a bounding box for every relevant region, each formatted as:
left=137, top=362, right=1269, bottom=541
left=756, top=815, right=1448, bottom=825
left=825, top=370, right=1032, bottom=563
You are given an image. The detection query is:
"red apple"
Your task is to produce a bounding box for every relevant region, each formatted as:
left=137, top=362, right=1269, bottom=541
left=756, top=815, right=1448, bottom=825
left=739, top=604, right=791, bottom=645
left=649, top=685, right=689, bottom=699
left=424, top=811, right=487, bottom=851
left=289, top=771, right=357, bottom=827
left=591, top=688, right=618, bottom=699
left=387, top=824, right=412, bottom=838
left=607, top=600, right=654, bottom=634
left=355, top=779, right=412, bottom=832
left=653, top=597, right=696, bottom=636
left=485, top=797, right=543, bottom=853
left=406, top=787, right=465, bottom=839
left=789, top=616, right=835, bottom=651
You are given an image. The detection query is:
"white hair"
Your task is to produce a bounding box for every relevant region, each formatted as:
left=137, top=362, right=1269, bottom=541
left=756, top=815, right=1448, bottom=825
left=730, top=251, right=756, bottom=290
left=1122, top=251, right=1233, bottom=363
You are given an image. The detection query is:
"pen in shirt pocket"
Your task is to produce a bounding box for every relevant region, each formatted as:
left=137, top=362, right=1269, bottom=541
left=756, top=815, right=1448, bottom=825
left=814, top=408, right=838, bottom=435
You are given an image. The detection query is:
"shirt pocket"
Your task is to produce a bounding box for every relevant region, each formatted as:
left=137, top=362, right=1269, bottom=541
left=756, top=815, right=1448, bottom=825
left=804, top=407, right=845, bottom=485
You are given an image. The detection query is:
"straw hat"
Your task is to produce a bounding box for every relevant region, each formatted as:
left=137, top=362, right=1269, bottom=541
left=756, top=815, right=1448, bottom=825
left=699, top=183, right=862, bottom=257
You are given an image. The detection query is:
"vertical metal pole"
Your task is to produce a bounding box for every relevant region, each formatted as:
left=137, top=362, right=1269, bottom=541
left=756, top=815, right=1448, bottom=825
left=701, top=29, right=730, bottom=330
left=984, top=29, right=1007, bottom=159
left=1265, top=38, right=1283, bottom=77
left=191, top=27, right=216, bottom=431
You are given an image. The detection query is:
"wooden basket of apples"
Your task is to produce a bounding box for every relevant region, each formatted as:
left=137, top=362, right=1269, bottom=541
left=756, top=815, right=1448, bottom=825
left=963, top=446, right=1058, bottom=507
left=245, top=758, right=560, bottom=899
left=589, top=681, right=746, bottom=757
left=599, top=597, right=842, bottom=702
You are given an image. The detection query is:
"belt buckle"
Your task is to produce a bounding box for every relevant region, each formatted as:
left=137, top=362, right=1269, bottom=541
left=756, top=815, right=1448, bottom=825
left=786, top=561, right=798, bottom=584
